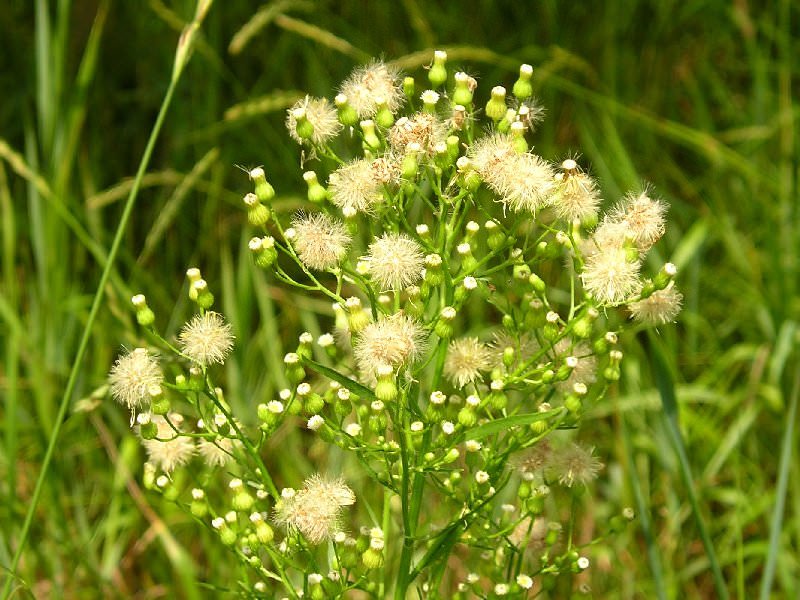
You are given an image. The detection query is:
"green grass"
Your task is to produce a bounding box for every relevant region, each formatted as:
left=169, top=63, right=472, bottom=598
left=0, top=0, right=797, bottom=597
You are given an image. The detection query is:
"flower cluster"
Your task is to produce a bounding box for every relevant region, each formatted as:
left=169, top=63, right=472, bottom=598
left=107, top=51, right=679, bottom=598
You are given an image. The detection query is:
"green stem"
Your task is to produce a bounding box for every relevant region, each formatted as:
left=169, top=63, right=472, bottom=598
left=1, top=8, right=209, bottom=596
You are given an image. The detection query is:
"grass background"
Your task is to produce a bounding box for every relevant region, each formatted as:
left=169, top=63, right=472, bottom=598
left=0, top=0, right=797, bottom=597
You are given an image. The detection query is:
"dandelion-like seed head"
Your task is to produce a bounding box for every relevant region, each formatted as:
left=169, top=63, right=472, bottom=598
left=488, top=331, right=540, bottom=369
left=580, top=246, right=641, bottom=304
left=274, top=474, right=355, bottom=544
left=609, top=190, right=667, bottom=251
left=444, top=337, right=493, bottom=389
left=365, top=232, right=424, bottom=290
left=555, top=443, right=603, bottom=487
left=178, top=311, right=235, bottom=366
left=109, top=348, right=163, bottom=411
left=469, top=133, right=555, bottom=213
left=553, top=165, right=601, bottom=223
left=328, top=159, right=384, bottom=214
left=339, top=61, right=403, bottom=118
left=389, top=112, right=446, bottom=156
left=291, top=212, right=351, bottom=271
left=353, top=313, right=427, bottom=379
left=629, top=285, right=683, bottom=325
left=286, top=95, right=342, bottom=146
left=141, top=415, right=195, bottom=473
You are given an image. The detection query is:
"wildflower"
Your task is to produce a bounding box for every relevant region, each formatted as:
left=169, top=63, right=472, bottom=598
left=178, top=311, right=235, bottom=366
left=516, top=574, right=533, bottom=589
left=339, top=61, right=403, bottom=118
left=469, top=133, right=555, bottom=213
left=629, top=285, right=683, bottom=325
left=286, top=96, right=342, bottom=146
left=552, top=159, right=601, bottom=223
left=580, top=246, right=641, bottom=304
left=353, top=313, right=427, bottom=378
left=274, top=474, right=355, bottom=544
left=370, top=156, right=401, bottom=185
left=608, top=190, right=666, bottom=251
left=291, top=212, right=351, bottom=271
left=328, top=159, right=383, bottom=215
left=109, top=348, right=163, bottom=411
left=197, top=436, right=241, bottom=467
left=444, top=337, right=492, bottom=388
left=516, top=440, right=552, bottom=476
left=365, top=232, right=424, bottom=290
left=388, top=112, right=446, bottom=155
left=141, top=415, right=195, bottom=473
left=554, top=443, right=603, bottom=487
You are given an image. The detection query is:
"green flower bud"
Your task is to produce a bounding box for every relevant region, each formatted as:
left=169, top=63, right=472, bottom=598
left=485, top=86, right=507, bottom=121
left=249, top=167, right=275, bottom=203
left=429, top=50, right=448, bottom=88
left=453, top=71, right=475, bottom=106
left=512, top=64, right=534, bottom=100
left=303, top=171, right=328, bottom=203
left=403, top=76, right=416, bottom=100
left=335, top=94, right=358, bottom=127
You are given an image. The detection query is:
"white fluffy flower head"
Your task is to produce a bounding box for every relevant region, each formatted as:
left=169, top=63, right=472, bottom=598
left=291, top=212, right=351, bottom=271
left=179, top=311, right=235, bottom=366
left=365, top=232, right=424, bottom=290
left=109, top=347, right=163, bottom=411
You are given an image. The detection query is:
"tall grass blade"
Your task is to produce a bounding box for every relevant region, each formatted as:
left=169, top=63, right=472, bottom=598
left=649, top=331, right=729, bottom=600
left=0, top=2, right=214, bottom=596
left=758, top=366, right=799, bottom=600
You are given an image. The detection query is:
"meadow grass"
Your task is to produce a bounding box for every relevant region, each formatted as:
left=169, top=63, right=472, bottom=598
left=0, top=1, right=797, bottom=597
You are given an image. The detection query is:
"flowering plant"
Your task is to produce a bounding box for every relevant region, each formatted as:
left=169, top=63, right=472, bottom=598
left=109, top=50, right=681, bottom=598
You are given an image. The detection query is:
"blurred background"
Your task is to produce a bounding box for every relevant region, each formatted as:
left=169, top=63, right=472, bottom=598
left=0, top=0, right=797, bottom=597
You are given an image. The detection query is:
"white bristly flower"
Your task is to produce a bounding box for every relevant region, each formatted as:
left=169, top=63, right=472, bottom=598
left=141, top=415, right=195, bottom=473
left=629, top=285, right=683, bottom=324
left=198, top=436, right=242, bottom=468
left=328, top=159, right=383, bottom=214
left=179, top=311, right=235, bottom=366
left=470, top=133, right=555, bottom=213
left=339, top=61, right=403, bottom=118
left=365, top=232, right=424, bottom=290
left=608, top=190, right=667, bottom=251
left=389, top=112, right=446, bottom=155
left=291, top=212, right=351, bottom=271
left=552, top=159, right=601, bottom=222
left=580, top=246, right=641, bottom=304
left=286, top=95, right=342, bottom=146
left=444, top=337, right=493, bottom=388
left=353, top=313, right=427, bottom=378
left=274, top=474, right=355, bottom=544
left=109, top=348, right=163, bottom=411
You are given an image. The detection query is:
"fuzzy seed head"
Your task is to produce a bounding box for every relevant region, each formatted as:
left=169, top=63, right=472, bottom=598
left=274, top=474, right=355, bottom=544
left=286, top=95, right=342, bottom=146
left=555, top=443, right=603, bottom=487
left=141, top=415, right=195, bottom=473
left=353, top=313, right=427, bottom=379
left=444, top=337, right=493, bottom=388
left=179, top=312, right=235, bottom=366
left=580, top=246, right=641, bottom=304
left=328, top=159, right=384, bottom=214
left=609, top=191, right=667, bottom=251
left=389, top=112, right=446, bottom=156
left=553, top=169, right=602, bottom=223
left=629, top=285, right=683, bottom=325
left=291, top=212, right=351, bottom=271
left=469, top=133, right=555, bottom=213
left=339, top=61, right=403, bottom=118
left=365, top=232, right=424, bottom=290
left=109, top=348, right=163, bottom=411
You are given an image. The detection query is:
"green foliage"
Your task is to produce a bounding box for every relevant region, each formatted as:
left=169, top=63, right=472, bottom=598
left=0, top=1, right=797, bottom=598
